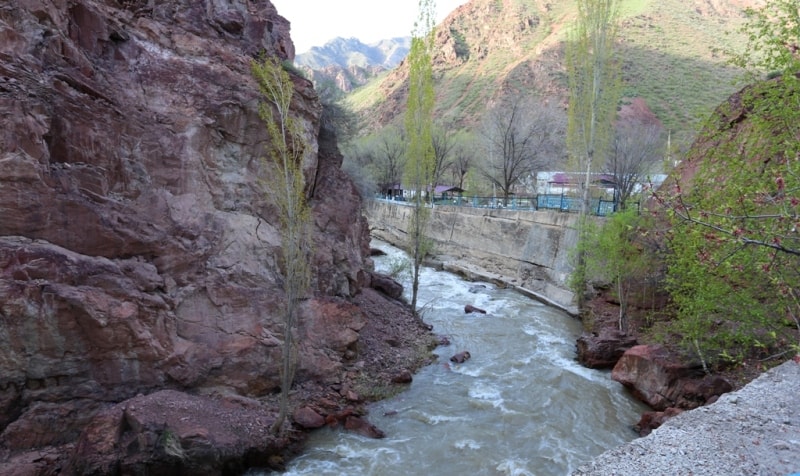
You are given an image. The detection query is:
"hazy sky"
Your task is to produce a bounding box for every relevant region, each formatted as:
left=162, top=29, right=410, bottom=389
left=271, top=0, right=469, bottom=53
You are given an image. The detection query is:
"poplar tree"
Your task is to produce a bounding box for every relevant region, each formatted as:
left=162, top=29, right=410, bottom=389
left=251, top=56, right=312, bottom=435
left=566, top=0, right=623, bottom=308
left=404, top=0, right=437, bottom=318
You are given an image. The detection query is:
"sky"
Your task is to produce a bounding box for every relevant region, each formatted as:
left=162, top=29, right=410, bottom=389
left=270, top=0, right=469, bottom=54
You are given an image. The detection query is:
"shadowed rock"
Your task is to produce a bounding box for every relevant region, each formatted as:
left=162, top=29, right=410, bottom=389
left=576, top=330, right=638, bottom=369
left=0, top=0, right=386, bottom=470
left=65, top=390, right=278, bottom=475
left=612, top=345, right=718, bottom=411
left=369, top=272, right=404, bottom=300
left=450, top=351, right=471, bottom=363
left=635, top=407, right=684, bottom=436
left=343, top=416, right=385, bottom=439
left=464, top=304, right=487, bottom=314
left=294, top=407, right=326, bottom=429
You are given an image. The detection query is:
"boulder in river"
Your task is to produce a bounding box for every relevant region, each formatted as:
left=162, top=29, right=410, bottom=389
left=450, top=351, right=471, bottom=364
left=464, top=304, right=487, bottom=314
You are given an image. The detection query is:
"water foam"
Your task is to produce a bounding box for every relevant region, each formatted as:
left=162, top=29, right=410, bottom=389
left=454, top=439, right=482, bottom=450
left=495, top=459, right=535, bottom=476
left=468, top=382, right=517, bottom=414
left=410, top=411, right=470, bottom=425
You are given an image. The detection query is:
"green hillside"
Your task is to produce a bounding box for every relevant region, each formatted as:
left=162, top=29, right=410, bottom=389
left=346, top=0, right=758, bottom=136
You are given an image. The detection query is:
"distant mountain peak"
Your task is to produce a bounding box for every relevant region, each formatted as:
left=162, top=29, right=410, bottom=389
left=296, top=36, right=411, bottom=70
left=295, top=36, right=411, bottom=95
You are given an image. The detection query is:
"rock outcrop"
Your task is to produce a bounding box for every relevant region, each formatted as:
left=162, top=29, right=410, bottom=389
left=611, top=345, right=732, bottom=412
left=576, top=330, right=638, bottom=369
left=0, top=0, right=418, bottom=472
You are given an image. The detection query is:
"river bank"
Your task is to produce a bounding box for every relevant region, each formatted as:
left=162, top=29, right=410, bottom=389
left=573, top=357, right=800, bottom=475
left=270, top=239, right=646, bottom=475
left=369, top=231, right=800, bottom=474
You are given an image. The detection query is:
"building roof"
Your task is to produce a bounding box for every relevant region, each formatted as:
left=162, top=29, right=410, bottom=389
left=434, top=185, right=465, bottom=194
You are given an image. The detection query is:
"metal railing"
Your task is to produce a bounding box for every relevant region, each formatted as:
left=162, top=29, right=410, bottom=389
left=376, top=194, right=638, bottom=217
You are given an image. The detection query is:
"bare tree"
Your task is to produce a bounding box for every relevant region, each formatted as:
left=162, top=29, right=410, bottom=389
left=448, top=130, right=476, bottom=190
left=607, top=120, right=664, bottom=209
left=479, top=99, right=564, bottom=204
left=375, top=126, right=407, bottom=197
left=341, top=140, right=378, bottom=198
left=431, top=123, right=456, bottom=188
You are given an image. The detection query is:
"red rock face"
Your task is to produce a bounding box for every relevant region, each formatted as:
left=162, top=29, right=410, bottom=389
left=0, top=0, right=370, bottom=462
left=611, top=345, right=731, bottom=411
left=576, top=329, right=638, bottom=369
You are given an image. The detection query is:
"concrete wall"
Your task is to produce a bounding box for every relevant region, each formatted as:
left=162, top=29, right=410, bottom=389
left=366, top=200, right=596, bottom=315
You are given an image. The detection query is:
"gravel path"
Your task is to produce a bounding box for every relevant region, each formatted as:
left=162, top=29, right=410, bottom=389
left=572, top=358, right=800, bottom=476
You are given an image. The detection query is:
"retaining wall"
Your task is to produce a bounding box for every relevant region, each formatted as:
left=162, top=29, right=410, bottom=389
left=365, top=200, right=599, bottom=315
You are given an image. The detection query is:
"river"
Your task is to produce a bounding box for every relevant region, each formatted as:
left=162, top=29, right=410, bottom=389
left=262, top=239, right=646, bottom=476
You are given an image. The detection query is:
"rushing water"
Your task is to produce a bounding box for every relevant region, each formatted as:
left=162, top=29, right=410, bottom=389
left=263, top=240, right=647, bottom=476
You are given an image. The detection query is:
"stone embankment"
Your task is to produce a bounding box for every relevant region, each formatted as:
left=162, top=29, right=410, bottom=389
left=367, top=200, right=587, bottom=315
left=573, top=358, right=800, bottom=475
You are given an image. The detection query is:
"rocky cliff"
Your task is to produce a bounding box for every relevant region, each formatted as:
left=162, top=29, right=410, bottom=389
left=0, top=1, right=429, bottom=473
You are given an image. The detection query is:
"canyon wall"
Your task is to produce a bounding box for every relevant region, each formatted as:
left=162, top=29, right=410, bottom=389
left=366, top=200, right=591, bottom=314
left=0, top=0, right=386, bottom=471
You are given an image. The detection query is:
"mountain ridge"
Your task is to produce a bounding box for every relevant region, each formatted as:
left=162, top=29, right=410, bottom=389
left=343, top=0, right=763, bottom=137
left=295, top=36, right=410, bottom=94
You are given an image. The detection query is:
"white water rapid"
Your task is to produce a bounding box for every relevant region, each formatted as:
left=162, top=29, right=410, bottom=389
left=263, top=239, right=647, bottom=476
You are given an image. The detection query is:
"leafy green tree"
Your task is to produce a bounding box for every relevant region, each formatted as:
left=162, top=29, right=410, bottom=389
left=658, top=0, right=800, bottom=366
left=566, top=0, right=623, bottom=308
left=566, top=0, right=622, bottom=212
left=403, top=0, right=437, bottom=318
left=251, top=56, right=313, bottom=435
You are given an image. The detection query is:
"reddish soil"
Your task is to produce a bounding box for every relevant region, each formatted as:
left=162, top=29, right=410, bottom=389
left=584, top=290, right=779, bottom=391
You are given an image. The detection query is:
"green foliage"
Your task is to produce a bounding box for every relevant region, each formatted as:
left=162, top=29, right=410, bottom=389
left=580, top=209, right=655, bottom=331
left=251, top=55, right=313, bottom=435
left=159, top=429, right=186, bottom=459
left=449, top=27, right=470, bottom=59
left=659, top=0, right=800, bottom=366
left=281, top=60, right=306, bottom=78
left=386, top=256, right=412, bottom=282
left=727, top=0, right=800, bottom=79
left=566, top=0, right=623, bottom=201
left=568, top=215, right=599, bottom=303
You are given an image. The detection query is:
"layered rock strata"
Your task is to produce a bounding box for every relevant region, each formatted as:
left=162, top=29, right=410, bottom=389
left=0, top=1, right=421, bottom=472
